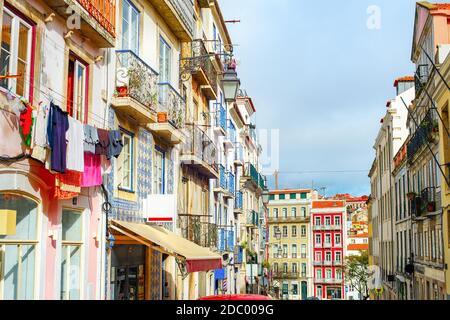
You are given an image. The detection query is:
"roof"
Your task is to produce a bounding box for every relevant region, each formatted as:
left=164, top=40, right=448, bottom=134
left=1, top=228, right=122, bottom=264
left=312, top=200, right=345, bottom=209
left=393, top=76, right=414, bottom=87
left=269, top=189, right=311, bottom=195
left=347, top=244, right=369, bottom=251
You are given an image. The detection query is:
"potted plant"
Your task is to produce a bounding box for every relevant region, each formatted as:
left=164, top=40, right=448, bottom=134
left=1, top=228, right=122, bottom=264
left=427, top=201, right=436, bottom=213
left=157, top=112, right=168, bottom=123
left=116, top=85, right=128, bottom=97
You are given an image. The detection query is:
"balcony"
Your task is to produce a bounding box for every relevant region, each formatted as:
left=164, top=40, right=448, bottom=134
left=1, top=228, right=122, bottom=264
left=148, top=0, right=194, bottom=41
left=234, top=245, right=244, bottom=264
left=218, top=228, right=234, bottom=252
left=323, top=242, right=332, bottom=248
left=234, top=143, right=244, bottom=166
left=330, top=224, right=342, bottom=231
left=411, top=187, right=441, bottom=218
left=46, top=0, right=115, bottom=47
left=273, top=272, right=300, bottom=279
left=180, top=124, right=219, bottom=179
left=314, top=243, right=323, bottom=248
left=227, top=171, right=235, bottom=197
left=314, top=278, right=343, bottom=285
left=407, top=110, right=439, bottom=162
left=181, top=39, right=218, bottom=100
left=267, top=216, right=310, bottom=224
left=148, top=83, right=186, bottom=145
left=313, top=261, right=323, bottom=266
left=246, top=210, right=259, bottom=228
left=333, top=260, right=343, bottom=266
left=214, top=103, right=227, bottom=136
left=179, top=215, right=217, bottom=248
left=224, top=120, right=236, bottom=149
left=323, top=260, right=333, bottom=266
left=415, top=64, right=429, bottom=96
left=241, top=162, right=266, bottom=192
left=112, top=50, right=158, bottom=124
left=234, top=191, right=243, bottom=214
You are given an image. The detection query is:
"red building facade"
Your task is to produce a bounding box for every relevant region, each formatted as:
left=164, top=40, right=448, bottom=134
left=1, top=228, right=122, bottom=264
left=311, top=200, right=346, bottom=300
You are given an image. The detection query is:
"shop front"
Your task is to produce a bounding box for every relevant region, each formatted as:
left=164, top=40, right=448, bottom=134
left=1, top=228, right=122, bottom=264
left=109, top=220, right=222, bottom=300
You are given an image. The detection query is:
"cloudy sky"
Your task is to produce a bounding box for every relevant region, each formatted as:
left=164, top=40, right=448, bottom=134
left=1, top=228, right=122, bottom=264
left=219, top=0, right=441, bottom=196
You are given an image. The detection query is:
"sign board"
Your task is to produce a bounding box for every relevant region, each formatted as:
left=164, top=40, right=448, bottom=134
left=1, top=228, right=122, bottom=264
left=0, top=210, right=16, bottom=235
left=143, top=195, right=176, bottom=223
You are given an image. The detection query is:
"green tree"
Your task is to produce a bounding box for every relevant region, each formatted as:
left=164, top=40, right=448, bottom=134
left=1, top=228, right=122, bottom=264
left=345, top=251, right=370, bottom=300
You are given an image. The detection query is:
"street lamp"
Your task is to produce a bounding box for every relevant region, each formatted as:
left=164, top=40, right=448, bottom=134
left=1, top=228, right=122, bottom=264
left=221, top=66, right=241, bottom=102
left=262, top=189, right=270, bottom=205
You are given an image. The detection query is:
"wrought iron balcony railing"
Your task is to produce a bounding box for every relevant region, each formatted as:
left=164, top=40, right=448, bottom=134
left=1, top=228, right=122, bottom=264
left=411, top=187, right=440, bottom=217
left=226, top=119, right=236, bottom=143
left=407, top=109, right=439, bottom=161
left=218, top=164, right=227, bottom=189
left=273, top=271, right=300, bottom=279
left=227, top=171, right=235, bottom=194
left=168, top=0, right=195, bottom=36
left=115, top=50, right=159, bottom=110
left=246, top=210, right=259, bottom=227
left=235, top=191, right=243, bottom=210
left=181, top=124, right=218, bottom=171
left=415, top=64, right=429, bottom=95
left=214, top=103, right=227, bottom=132
left=157, top=82, right=186, bottom=129
left=77, top=0, right=116, bottom=36
left=243, top=162, right=266, bottom=190
left=179, top=215, right=217, bottom=248
left=218, top=228, right=234, bottom=252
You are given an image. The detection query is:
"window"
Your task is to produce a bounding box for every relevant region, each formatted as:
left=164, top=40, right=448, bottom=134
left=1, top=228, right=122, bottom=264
left=315, top=252, right=322, bottom=261
left=159, top=36, right=171, bottom=101
left=282, top=282, right=288, bottom=295
left=153, top=147, right=165, bottom=194
left=0, top=193, right=38, bottom=299
left=269, top=194, right=275, bottom=201
left=273, top=208, right=278, bottom=218
left=334, top=216, right=341, bottom=226
left=283, top=244, right=288, bottom=256
left=282, top=226, right=288, bottom=238
left=301, top=263, right=306, bottom=276
left=282, top=208, right=287, bottom=218
left=315, top=216, right=321, bottom=226
left=336, top=269, right=342, bottom=280
left=122, top=0, right=139, bottom=52
left=279, top=194, right=285, bottom=200
left=289, top=193, right=296, bottom=200
left=291, top=207, right=297, bottom=217
left=117, top=130, right=134, bottom=191
left=291, top=226, right=297, bottom=237
left=0, top=7, right=34, bottom=98
left=301, top=207, right=306, bottom=217
left=325, top=252, right=331, bottom=262
left=301, top=225, right=306, bottom=237
left=301, top=244, right=307, bottom=259
left=283, top=263, right=288, bottom=273
left=292, top=263, right=298, bottom=273
left=326, top=269, right=332, bottom=279
left=325, top=234, right=331, bottom=244
left=61, top=209, right=83, bottom=300
left=291, top=244, right=297, bottom=258
left=273, top=244, right=279, bottom=258
left=315, top=234, right=321, bottom=245
left=317, top=286, right=323, bottom=299
left=292, top=283, right=298, bottom=295
left=273, top=263, right=278, bottom=273
left=67, top=55, right=87, bottom=122
left=424, top=231, right=428, bottom=257
left=335, top=234, right=341, bottom=245
left=335, top=252, right=341, bottom=262
left=325, top=217, right=331, bottom=226
left=300, top=193, right=307, bottom=199
left=316, top=269, right=322, bottom=279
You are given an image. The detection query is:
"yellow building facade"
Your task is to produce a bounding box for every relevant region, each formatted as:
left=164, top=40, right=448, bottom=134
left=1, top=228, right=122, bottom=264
left=267, top=189, right=316, bottom=300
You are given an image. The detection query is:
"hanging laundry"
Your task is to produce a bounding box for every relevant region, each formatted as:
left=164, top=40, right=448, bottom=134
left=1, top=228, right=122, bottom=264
left=95, top=128, right=110, bottom=156
left=101, top=157, right=112, bottom=175
left=66, top=117, right=85, bottom=172
left=81, top=152, right=102, bottom=187
left=49, top=103, right=69, bottom=173
left=83, top=124, right=99, bottom=154
left=54, top=170, right=82, bottom=200
left=107, top=129, right=123, bottom=160
left=31, top=104, right=50, bottom=163
left=19, top=101, right=34, bottom=147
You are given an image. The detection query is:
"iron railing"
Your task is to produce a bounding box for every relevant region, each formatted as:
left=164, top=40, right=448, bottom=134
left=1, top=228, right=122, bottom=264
left=243, top=162, right=266, bottom=190
left=214, top=103, right=227, bottom=132
left=407, top=109, right=438, bottom=161
left=217, top=164, right=227, bottom=189
left=217, top=228, right=234, bottom=252
left=182, top=124, right=218, bottom=170
left=226, top=119, right=236, bottom=143
left=235, top=191, right=243, bottom=210
left=273, top=272, right=300, bottom=279
left=158, top=82, right=185, bottom=129
left=227, top=171, right=235, bottom=194
left=115, top=50, right=158, bottom=109
left=179, top=215, right=217, bottom=248
left=76, top=0, right=116, bottom=36
left=168, top=0, right=194, bottom=36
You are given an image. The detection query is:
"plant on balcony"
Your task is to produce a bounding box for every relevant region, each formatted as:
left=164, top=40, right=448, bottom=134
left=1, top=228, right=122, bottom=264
left=116, top=85, right=128, bottom=97
left=426, top=201, right=436, bottom=213
left=157, top=112, right=168, bottom=123
left=407, top=192, right=417, bottom=200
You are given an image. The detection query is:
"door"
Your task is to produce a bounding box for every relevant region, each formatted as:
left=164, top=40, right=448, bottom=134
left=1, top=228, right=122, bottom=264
left=113, top=265, right=143, bottom=300
left=301, top=281, right=308, bottom=300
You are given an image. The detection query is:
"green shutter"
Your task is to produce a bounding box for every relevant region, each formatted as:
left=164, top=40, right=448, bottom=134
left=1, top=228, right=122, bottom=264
left=279, top=194, right=285, bottom=200
left=300, top=193, right=307, bottom=199
left=290, top=193, right=296, bottom=199
left=269, top=194, right=275, bottom=201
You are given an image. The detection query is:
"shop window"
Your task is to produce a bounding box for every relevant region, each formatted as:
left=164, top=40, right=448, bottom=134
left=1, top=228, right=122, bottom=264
left=0, top=193, right=38, bottom=299
left=117, top=129, right=134, bottom=191
left=60, top=209, right=83, bottom=300
left=0, top=7, right=34, bottom=99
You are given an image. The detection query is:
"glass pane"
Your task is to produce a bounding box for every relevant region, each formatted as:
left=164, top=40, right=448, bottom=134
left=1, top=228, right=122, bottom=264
left=69, top=246, right=81, bottom=299
left=75, top=63, right=85, bottom=121
left=0, top=194, right=38, bottom=240
left=15, top=59, right=26, bottom=97
left=122, top=1, right=130, bottom=50
left=0, top=12, right=12, bottom=89
left=62, top=210, right=82, bottom=242
left=60, top=246, right=68, bottom=299
left=17, top=23, right=29, bottom=61
left=131, top=9, right=139, bottom=53
left=3, top=244, right=35, bottom=299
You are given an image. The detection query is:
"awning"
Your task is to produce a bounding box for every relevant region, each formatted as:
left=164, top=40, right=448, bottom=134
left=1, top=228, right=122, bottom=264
left=110, top=220, right=222, bottom=273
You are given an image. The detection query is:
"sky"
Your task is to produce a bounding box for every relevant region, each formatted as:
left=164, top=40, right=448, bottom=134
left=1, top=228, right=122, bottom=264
left=219, top=0, right=446, bottom=196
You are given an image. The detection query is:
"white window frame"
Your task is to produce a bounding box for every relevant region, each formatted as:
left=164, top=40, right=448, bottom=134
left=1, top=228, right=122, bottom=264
left=153, top=148, right=165, bottom=194
left=117, top=130, right=134, bottom=191
left=0, top=7, right=32, bottom=97
left=122, top=0, right=140, bottom=53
